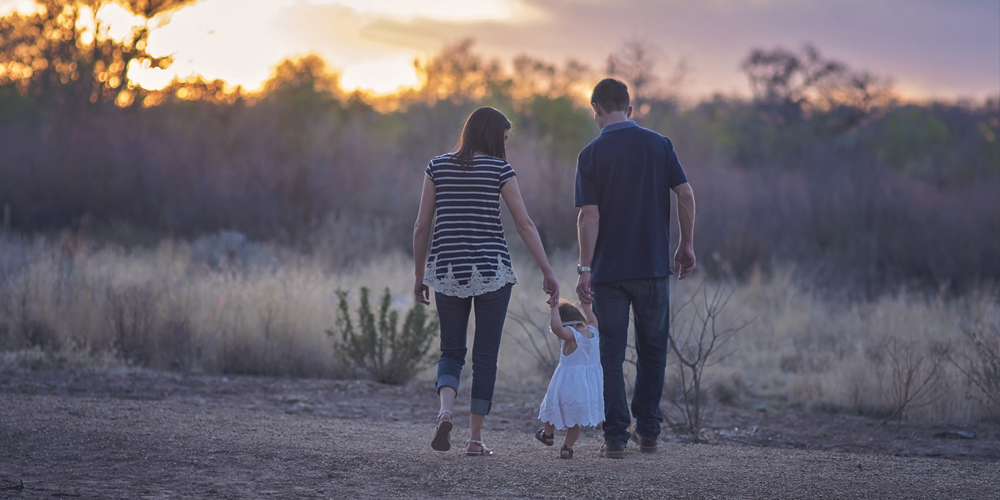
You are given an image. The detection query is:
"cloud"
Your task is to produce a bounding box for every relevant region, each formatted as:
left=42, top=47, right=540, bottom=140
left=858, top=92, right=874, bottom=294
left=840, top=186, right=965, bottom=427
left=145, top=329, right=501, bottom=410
left=305, top=0, right=519, bottom=23
left=52, top=0, right=996, bottom=97
left=0, top=0, right=34, bottom=15
left=273, top=3, right=408, bottom=64
left=352, top=0, right=1000, bottom=98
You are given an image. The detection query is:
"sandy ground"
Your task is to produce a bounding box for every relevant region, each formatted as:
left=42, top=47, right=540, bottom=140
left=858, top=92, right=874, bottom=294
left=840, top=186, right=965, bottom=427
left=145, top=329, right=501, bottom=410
left=1, top=370, right=998, bottom=499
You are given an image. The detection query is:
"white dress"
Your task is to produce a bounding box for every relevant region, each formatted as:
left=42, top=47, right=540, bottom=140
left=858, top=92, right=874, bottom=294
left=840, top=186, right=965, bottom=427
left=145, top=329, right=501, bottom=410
left=537, top=325, right=604, bottom=429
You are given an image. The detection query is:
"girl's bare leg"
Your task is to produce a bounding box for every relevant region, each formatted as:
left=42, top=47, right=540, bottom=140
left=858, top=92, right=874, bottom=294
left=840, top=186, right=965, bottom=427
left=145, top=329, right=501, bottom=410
left=563, top=425, right=582, bottom=449
left=543, top=422, right=556, bottom=437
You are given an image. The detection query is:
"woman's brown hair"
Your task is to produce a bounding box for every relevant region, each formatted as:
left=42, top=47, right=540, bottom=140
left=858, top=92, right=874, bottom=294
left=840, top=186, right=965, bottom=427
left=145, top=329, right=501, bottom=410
left=453, top=107, right=511, bottom=169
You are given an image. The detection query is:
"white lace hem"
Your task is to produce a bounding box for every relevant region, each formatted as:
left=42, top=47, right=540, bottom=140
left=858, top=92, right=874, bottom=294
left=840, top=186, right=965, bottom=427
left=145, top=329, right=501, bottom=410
left=423, top=255, right=518, bottom=298
left=538, top=399, right=604, bottom=430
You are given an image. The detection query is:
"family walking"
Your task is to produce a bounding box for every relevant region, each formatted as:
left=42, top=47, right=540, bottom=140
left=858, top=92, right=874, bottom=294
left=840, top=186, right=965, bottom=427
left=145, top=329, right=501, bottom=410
left=412, top=78, right=697, bottom=458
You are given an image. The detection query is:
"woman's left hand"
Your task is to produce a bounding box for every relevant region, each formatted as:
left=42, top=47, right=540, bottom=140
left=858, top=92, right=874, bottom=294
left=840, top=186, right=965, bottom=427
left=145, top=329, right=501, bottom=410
left=414, top=280, right=431, bottom=305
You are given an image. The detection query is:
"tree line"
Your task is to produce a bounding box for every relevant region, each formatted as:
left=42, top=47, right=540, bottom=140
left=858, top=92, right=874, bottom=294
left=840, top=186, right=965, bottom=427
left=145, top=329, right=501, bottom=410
left=1, top=0, right=998, bottom=296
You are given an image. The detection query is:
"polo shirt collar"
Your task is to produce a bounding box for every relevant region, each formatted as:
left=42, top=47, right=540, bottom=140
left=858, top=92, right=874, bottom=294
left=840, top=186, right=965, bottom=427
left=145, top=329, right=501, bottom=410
left=601, top=120, right=638, bottom=134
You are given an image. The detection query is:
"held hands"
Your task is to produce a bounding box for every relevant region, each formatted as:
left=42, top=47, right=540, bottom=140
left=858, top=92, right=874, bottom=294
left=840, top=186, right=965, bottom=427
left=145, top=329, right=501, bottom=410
left=547, top=294, right=559, bottom=308
left=542, top=272, right=559, bottom=305
left=576, top=272, right=593, bottom=304
left=673, top=244, right=696, bottom=280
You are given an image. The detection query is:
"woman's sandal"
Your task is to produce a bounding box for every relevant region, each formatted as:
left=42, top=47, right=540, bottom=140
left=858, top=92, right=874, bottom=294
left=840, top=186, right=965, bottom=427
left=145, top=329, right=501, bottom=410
left=535, top=429, right=554, bottom=447
left=466, top=439, right=493, bottom=456
left=431, top=410, right=453, bottom=452
left=559, top=445, right=574, bottom=459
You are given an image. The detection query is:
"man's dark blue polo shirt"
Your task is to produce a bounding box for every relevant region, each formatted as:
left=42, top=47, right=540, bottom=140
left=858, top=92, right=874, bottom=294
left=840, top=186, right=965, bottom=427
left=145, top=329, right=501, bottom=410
left=574, top=120, right=688, bottom=284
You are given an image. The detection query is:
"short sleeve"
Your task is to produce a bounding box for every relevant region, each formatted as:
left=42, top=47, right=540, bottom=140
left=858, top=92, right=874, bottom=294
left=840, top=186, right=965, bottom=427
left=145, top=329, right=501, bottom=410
left=424, top=159, right=435, bottom=181
left=499, top=162, right=516, bottom=188
left=665, top=139, right=688, bottom=188
left=575, top=146, right=599, bottom=207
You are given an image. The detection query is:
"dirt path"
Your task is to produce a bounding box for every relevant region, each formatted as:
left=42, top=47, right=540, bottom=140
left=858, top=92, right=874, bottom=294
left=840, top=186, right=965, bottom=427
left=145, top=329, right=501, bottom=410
left=1, top=371, right=997, bottom=499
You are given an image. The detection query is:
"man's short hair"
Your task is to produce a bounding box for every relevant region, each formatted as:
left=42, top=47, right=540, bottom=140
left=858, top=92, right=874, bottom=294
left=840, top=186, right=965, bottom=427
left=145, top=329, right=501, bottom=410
left=591, top=78, right=630, bottom=113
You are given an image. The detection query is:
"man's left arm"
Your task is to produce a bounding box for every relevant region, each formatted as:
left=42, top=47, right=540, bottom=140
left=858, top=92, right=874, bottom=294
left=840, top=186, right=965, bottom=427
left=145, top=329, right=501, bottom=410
left=672, top=182, right=696, bottom=279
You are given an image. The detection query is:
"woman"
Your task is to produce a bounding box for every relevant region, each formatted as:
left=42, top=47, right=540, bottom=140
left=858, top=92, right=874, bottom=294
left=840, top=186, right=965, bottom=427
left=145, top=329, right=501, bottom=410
left=413, top=106, right=559, bottom=456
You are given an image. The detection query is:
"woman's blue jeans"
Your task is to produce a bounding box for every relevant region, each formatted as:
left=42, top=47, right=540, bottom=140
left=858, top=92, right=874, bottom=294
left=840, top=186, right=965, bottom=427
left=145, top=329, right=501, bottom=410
left=593, top=277, right=670, bottom=448
left=434, top=284, right=512, bottom=416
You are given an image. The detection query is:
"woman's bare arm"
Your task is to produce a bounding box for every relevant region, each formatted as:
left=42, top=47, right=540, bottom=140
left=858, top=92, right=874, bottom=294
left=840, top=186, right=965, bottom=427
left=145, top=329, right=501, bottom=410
left=412, top=176, right=436, bottom=305
left=500, top=177, right=559, bottom=302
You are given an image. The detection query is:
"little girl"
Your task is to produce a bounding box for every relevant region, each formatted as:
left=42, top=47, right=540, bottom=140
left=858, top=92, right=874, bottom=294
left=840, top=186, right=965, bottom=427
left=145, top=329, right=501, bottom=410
left=535, top=298, right=604, bottom=459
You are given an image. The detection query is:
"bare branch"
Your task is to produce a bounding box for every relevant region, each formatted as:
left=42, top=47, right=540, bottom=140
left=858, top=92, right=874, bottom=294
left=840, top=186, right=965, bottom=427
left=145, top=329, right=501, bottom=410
left=666, top=281, right=752, bottom=437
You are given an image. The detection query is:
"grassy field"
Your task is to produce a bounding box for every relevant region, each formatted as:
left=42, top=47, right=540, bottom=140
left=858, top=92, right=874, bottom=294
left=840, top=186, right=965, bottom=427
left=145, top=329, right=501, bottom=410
left=0, top=231, right=996, bottom=424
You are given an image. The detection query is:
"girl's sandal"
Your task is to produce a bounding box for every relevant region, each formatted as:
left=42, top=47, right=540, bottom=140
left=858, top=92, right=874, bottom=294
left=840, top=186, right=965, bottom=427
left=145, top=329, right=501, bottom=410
left=559, top=445, right=574, bottom=459
left=535, top=429, right=554, bottom=447
left=431, top=410, right=453, bottom=452
left=466, top=439, right=493, bottom=456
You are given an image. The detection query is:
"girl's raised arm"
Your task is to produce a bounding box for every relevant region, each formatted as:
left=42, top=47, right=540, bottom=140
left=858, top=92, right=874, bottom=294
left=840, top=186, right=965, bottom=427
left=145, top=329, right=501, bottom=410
left=549, top=300, right=575, bottom=342
left=581, top=301, right=599, bottom=331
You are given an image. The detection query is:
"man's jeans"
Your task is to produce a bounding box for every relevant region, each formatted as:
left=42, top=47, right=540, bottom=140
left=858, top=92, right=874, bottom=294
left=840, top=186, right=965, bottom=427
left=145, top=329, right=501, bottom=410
left=434, top=284, right=512, bottom=416
left=593, top=277, right=670, bottom=448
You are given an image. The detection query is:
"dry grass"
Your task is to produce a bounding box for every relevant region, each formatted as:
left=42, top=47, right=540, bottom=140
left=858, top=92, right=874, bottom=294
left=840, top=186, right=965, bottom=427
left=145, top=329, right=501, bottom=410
left=0, top=233, right=995, bottom=422
left=701, top=268, right=997, bottom=422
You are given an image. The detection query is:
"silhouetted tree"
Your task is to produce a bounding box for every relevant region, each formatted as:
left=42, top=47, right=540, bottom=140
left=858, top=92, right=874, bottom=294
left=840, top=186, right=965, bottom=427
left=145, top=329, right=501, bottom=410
left=606, top=39, right=689, bottom=118
left=512, top=54, right=557, bottom=100
left=606, top=39, right=658, bottom=119
left=0, top=0, right=196, bottom=107
left=144, top=76, right=244, bottom=106
left=741, top=44, right=892, bottom=129
left=412, top=38, right=506, bottom=104
left=820, top=69, right=894, bottom=133
left=741, top=44, right=845, bottom=124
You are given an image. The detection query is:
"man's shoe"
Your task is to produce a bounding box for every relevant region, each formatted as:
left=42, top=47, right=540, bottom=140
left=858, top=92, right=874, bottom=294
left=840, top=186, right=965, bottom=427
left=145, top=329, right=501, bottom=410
left=629, top=425, right=658, bottom=453
left=598, top=443, right=625, bottom=459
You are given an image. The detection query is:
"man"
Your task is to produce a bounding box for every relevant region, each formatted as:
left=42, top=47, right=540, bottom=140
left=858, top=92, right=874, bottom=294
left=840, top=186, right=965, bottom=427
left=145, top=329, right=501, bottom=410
left=575, top=78, right=696, bottom=459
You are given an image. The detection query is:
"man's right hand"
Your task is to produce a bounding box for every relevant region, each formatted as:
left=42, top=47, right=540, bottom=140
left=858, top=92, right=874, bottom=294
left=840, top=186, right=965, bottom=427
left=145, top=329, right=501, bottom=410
left=673, top=244, right=696, bottom=280
left=576, top=272, right=594, bottom=304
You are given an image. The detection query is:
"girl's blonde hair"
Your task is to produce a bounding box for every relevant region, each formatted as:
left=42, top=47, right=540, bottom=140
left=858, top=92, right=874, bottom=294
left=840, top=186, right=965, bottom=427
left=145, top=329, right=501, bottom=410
left=558, top=300, right=587, bottom=325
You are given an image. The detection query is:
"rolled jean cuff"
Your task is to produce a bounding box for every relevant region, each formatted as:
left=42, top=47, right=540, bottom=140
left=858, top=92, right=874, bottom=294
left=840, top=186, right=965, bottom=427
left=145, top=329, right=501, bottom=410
left=436, top=374, right=459, bottom=395
left=469, top=397, right=492, bottom=415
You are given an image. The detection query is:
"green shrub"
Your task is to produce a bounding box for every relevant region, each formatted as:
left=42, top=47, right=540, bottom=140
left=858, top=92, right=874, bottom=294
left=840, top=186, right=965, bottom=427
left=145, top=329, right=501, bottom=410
left=327, top=287, right=438, bottom=385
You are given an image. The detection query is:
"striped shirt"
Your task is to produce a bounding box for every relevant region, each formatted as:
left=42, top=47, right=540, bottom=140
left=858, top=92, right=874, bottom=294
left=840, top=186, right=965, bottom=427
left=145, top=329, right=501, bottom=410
left=422, top=153, right=518, bottom=298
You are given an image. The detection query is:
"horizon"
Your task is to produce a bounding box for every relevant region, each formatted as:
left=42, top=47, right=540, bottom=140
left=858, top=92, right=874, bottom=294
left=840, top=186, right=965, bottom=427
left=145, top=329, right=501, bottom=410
left=1, top=0, right=998, bottom=102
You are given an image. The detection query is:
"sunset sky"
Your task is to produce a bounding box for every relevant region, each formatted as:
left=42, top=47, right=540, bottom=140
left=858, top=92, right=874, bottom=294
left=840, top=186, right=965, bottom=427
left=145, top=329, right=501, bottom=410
left=2, top=0, right=998, bottom=100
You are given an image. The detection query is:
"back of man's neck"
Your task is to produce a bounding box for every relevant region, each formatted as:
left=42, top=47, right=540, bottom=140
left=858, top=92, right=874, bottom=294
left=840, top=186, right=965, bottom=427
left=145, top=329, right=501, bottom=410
left=601, top=112, right=631, bottom=129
